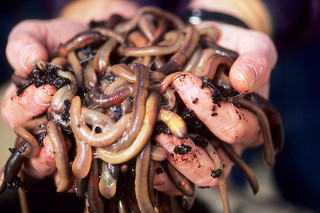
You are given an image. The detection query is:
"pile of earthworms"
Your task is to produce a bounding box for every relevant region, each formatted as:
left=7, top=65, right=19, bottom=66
left=0, top=6, right=284, bottom=213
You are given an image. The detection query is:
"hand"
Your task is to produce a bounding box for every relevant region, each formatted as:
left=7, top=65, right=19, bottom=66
left=153, top=22, right=277, bottom=192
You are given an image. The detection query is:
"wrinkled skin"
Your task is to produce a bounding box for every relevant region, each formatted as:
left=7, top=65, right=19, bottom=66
left=2, top=4, right=277, bottom=192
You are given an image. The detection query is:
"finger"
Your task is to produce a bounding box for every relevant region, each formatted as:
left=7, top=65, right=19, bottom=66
left=6, top=19, right=86, bottom=77
left=216, top=23, right=277, bottom=94
left=1, top=83, right=57, bottom=130
left=173, top=73, right=261, bottom=145
left=198, top=22, right=277, bottom=95
left=155, top=134, right=218, bottom=187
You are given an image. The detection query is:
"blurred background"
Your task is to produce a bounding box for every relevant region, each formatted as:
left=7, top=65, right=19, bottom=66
left=0, top=0, right=320, bottom=212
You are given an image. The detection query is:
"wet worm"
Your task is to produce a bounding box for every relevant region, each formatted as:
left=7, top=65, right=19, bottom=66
left=70, top=96, right=132, bottom=147
left=135, top=141, right=155, bottom=213
left=67, top=51, right=84, bottom=87
left=158, top=26, right=200, bottom=74
left=58, top=30, right=106, bottom=57
left=96, top=92, right=160, bottom=164
left=72, top=136, right=92, bottom=179
left=81, top=107, right=116, bottom=131
left=158, top=108, right=188, bottom=139
left=4, top=142, right=27, bottom=183
left=193, top=48, right=216, bottom=77
left=219, top=141, right=259, bottom=195
left=93, top=38, right=119, bottom=73
left=201, top=40, right=239, bottom=61
left=183, top=46, right=201, bottom=73
left=128, top=31, right=148, bottom=48
left=104, top=77, right=131, bottom=95
left=150, top=145, right=168, bottom=162
left=75, top=177, right=88, bottom=198
left=104, top=63, right=149, bottom=152
left=14, top=126, right=40, bottom=158
left=99, top=161, right=117, bottom=199
left=233, top=97, right=275, bottom=167
left=88, top=84, right=135, bottom=108
left=119, top=30, right=182, bottom=57
left=84, top=60, right=97, bottom=88
left=198, top=26, right=221, bottom=44
left=47, top=120, right=74, bottom=192
left=162, top=161, right=195, bottom=197
left=161, top=87, right=176, bottom=111
left=92, top=27, right=125, bottom=43
left=243, top=93, right=284, bottom=153
left=87, top=158, right=104, bottom=213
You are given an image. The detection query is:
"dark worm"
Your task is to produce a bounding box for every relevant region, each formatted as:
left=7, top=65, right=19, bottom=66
left=4, top=142, right=27, bottom=183
left=87, top=158, right=104, bottom=213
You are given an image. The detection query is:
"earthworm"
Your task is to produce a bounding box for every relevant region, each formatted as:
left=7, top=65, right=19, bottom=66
left=158, top=108, right=188, bottom=139
left=93, top=38, right=119, bottom=73
left=219, top=141, right=259, bottom=195
left=88, top=84, right=134, bottom=108
left=92, top=27, right=125, bottom=43
left=70, top=96, right=132, bottom=147
left=158, top=26, right=200, bottom=74
left=118, top=199, right=130, bottom=213
left=104, top=77, right=131, bottom=95
left=49, top=69, right=77, bottom=114
left=213, top=64, right=234, bottom=94
left=193, top=48, right=216, bottom=77
left=151, top=145, right=168, bottom=161
left=67, top=51, right=83, bottom=88
left=183, top=46, right=201, bottom=73
left=161, top=86, right=176, bottom=111
left=198, top=26, right=221, bottom=44
left=201, top=40, right=239, bottom=61
left=23, top=116, right=47, bottom=132
left=243, top=93, right=284, bottom=153
left=75, top=177, right=88, bottom=198
left=159, top=72, right=184, bottom=94
left=121, top=98, right=133, bottom=114
left=57, top=30, right=106, bottom=57
left=84, top=60, right=97, bottom=88
left=99, top=161, right=117, bottom=199
left=96, top=92, right=160, bottom=164
left=87, top=158, right=104, bottom=213
left=50, top=56, right=68, bottom=66
left=128, top=31, right=148, bottom=47
left=233, top=97, right=275, bottom=167
left=135, top=141, right=155, bottom=213
left=104, top=14, right=124, bottom=29
left=162, top=161, right=194, bottom=197
left=138, top=14, right=156, bottom=41
left=104, top=63, right=149, bottom=152
left=114, top=6, right=184, bottom=33
left=4, top=142, right=27, bottom=183
left=107, top=63, right=136, bottom=83
left=72, top=136, right=92, bottom=179
left=47, top=120, right=74, bottom=192
left=119, top=30, right=182, bottom=57
left=81, top=107, right=116, bottom=131
left=11, top=74, right=30, bottom=88
left=107, top=163, right=120, bottom=180
left=14, top=126, right=40, bottom=158
left=202, top=54, right=234, bottom=80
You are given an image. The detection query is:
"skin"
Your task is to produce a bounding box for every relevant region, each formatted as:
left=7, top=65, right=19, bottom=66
left=2, top=0, right=277, bottom=193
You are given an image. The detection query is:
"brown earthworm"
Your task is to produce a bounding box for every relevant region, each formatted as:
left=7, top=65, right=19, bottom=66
left=128, top=31, right=148, bottom=47
left=47, top=120, right=74, bottom=192
left=201, top=40, right=239, bottom=61
left=50, top=56, right=68, bottom=66
left=114, top=6, right=184, bottom=33
left=161, top=87, right=176, bottom=111
left=58, top=30, right=106, bottom=57
left=219, top=141, right=259, bottom=195
left=87, top=158, right=104, bottom=213
left=135, top=141, right=155, bottom=213
left=162, top=161, right=194, bottom=197
left=183, top=46, right=202, bottom=73
left=81, top=107, right=116, bottom=131
left=104, top=63, right=149, bottom=152
left=233, top=97, right=275, bottom=167
left=243, top=93, right=284, bottom=153
left=138, top=14, right=156, bottom=42
left=121, top=98, right=133, bottom=114
left=50, top=69, right=77, bottom=114
left=107, top=63, right=136, bottom=83
left=158, top=25, right=200, bottom=74
left=158, top=108, right=188, bottom=139
left=150, top=145, right=168, bottom=161
left=88, top=84, right=135, bottom=108
left=92, top=27, right=125, bottom=43
left=70, top=96, right=132, bottom=147
left=99, top=161, right=117, bottom=199
left=159, top=71, right=184, bottom=94
left=72, top=136, right=92, bottom=179
left=14, top=126, right=40, bottom=158
left=104, top=77, right=131, bottom=95
left=213, top=64, right=234, bottom=94
left=193, top=48, right=216, bottom=76
left=118, top=199, right=130, bottom=213
left=84, top=60, right=97, bottom=88
left=198, top=26, right=221, bottom=44
left=96, top=92, right=160, bottom=164
left=75, top=177, right=88, bottom=198
left=23, top=116, right=47, bottom=132
left=202, top=54, right=233, bottom=80
left=4, top=142, right=27, bottom=183
left=93, top=38, right=119, bottom=73
left=119, top=30, right=182, bottom=57
left=67, top=51, right=83, bottom=88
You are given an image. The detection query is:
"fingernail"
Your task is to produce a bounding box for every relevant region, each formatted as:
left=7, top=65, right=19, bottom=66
left=234, top=64, right=256, bottom=93
left=19, top=44, right=40, bottom=71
